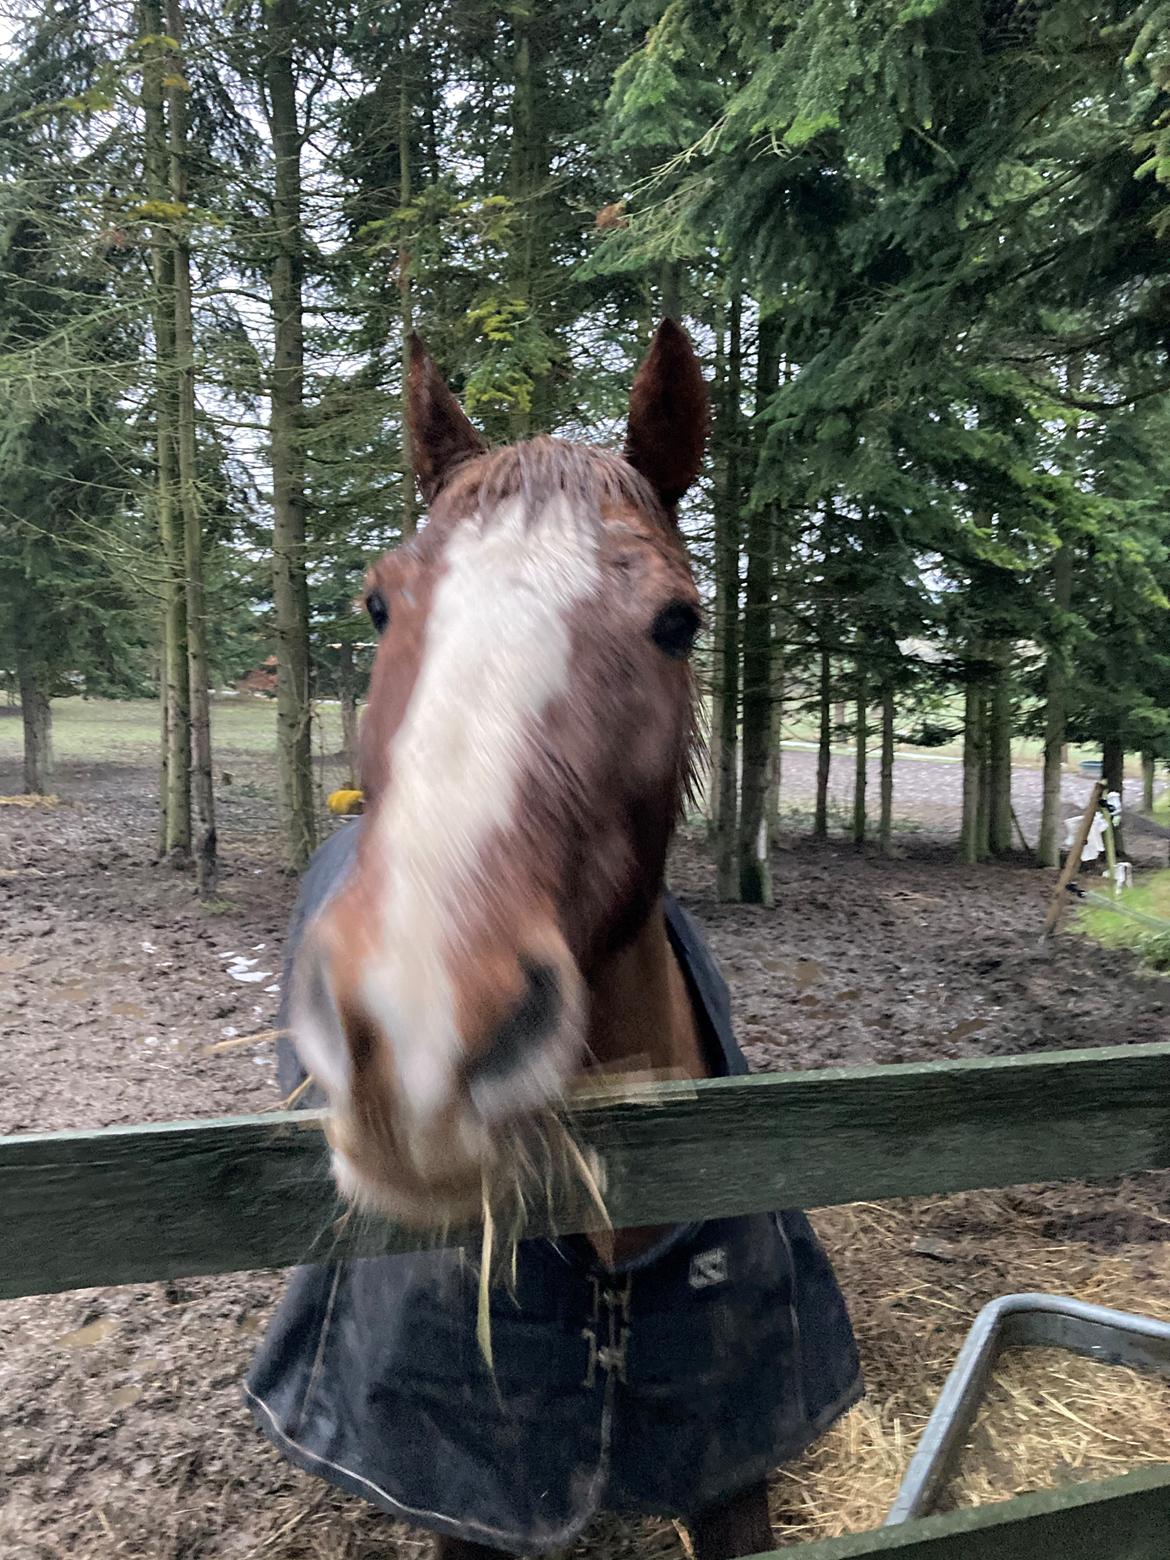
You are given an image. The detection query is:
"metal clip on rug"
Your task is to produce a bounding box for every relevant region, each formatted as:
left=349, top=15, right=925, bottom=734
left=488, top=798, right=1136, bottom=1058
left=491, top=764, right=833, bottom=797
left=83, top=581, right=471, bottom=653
left=885, top=1294, right=1170, bottom=1524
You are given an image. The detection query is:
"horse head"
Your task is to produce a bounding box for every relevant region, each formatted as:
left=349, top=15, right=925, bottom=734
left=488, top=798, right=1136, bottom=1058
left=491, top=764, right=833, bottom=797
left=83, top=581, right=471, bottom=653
left=293, top=320, right=708, bottom=1226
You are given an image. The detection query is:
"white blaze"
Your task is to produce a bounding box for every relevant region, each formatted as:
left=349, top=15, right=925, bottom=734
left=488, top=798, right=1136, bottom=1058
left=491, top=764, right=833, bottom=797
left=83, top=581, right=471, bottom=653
left=364, top=493, right=600, bottom=1119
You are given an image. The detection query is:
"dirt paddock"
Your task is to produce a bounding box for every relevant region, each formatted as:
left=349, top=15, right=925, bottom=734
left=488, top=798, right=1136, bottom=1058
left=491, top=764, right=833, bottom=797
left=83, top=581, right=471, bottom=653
left=2, top=704, right=1169, bottom=1558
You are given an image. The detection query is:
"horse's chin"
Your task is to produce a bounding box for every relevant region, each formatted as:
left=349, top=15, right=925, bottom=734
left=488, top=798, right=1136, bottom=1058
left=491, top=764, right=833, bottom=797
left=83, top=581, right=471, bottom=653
left=330, top=1143, right=487, bottom=1231
left=326, top=1105, right=506, bottom=1231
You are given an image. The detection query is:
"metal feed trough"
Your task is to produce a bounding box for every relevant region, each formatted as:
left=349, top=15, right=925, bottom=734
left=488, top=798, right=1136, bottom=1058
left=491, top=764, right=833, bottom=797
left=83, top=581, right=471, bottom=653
left=886, top=1293, right=1170, bottom=1525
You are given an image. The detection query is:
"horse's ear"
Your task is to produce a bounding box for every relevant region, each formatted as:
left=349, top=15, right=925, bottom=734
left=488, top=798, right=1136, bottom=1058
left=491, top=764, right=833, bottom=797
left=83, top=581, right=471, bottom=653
left=407, top=333, right=487, bottom=504
left=623, top=318, right=709, bottom=512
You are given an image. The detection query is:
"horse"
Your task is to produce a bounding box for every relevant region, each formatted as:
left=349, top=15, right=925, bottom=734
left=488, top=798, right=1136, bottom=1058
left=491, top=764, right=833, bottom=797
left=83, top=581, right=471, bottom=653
left=246, top=321, right=861, bottom=1559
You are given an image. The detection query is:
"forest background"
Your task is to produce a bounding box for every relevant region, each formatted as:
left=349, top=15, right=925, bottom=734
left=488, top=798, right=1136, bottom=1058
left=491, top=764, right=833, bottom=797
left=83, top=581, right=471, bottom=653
left=2, top=0, right=1170, bottom=902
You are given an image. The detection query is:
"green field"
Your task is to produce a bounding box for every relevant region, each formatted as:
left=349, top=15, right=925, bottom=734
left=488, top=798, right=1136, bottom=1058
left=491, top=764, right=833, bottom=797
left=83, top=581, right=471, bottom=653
left=1074, top=868, right=1170, bottom=970
left=0, top=695, right=1150, bottom=787
left=0, top=696, right=346, bottom=770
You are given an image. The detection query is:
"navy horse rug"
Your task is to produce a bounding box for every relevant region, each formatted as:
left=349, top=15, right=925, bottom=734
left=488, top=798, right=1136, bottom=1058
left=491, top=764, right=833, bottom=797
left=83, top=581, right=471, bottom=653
left=246, top=826, right=862, bottom=1555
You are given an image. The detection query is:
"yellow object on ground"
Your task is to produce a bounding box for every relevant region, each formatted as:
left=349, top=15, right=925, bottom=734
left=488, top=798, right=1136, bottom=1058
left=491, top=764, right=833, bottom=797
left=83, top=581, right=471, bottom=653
left=327, top=788, right=364, bottom=817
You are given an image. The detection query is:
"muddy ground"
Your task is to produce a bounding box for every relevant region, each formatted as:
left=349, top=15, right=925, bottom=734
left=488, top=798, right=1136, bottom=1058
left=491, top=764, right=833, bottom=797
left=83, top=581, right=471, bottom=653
left=2, top=707, right=1169, bottom=1558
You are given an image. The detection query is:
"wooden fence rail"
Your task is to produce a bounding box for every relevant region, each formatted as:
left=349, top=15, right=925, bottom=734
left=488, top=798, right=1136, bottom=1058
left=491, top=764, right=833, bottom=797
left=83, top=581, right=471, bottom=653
left=4, top=1038, right=1170, bottom=1300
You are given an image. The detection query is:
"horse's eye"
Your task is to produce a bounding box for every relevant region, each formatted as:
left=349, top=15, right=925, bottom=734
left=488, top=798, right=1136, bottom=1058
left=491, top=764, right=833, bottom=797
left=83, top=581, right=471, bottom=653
left=366, top=589, right=390, bottom=635
left=650, top=601, right=701, bottom=660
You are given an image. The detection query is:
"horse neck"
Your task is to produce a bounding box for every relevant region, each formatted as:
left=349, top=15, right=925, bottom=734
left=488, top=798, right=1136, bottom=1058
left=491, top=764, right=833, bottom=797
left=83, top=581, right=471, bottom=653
left=580, top=899, right=710, bottom=1268
left=583, top=897, right=711, bottom=1086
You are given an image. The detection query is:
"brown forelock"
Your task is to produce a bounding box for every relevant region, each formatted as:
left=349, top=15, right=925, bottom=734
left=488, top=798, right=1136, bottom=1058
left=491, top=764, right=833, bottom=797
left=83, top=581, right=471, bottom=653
left=423, top=435, right=673, bottom=540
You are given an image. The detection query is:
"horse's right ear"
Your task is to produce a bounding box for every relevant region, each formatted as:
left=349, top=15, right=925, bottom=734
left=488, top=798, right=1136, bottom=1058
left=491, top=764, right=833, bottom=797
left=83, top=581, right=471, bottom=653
left=407, top=334, right=487, bottom=504
left=624, top=318, right=708, bottom=512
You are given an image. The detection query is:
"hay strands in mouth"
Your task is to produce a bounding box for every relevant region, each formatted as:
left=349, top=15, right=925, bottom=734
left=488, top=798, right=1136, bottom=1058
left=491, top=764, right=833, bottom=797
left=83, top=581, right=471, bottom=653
left=473, top=1117, right=613, bottom=1367
left=477, top=1188, right=496, bottom=1373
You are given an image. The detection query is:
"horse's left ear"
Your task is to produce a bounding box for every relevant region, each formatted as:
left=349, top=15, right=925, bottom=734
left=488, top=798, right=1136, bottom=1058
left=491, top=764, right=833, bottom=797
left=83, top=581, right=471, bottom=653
left=407, top=333, right=488, bottom=504
left=623, top=318, right=709, bottom=512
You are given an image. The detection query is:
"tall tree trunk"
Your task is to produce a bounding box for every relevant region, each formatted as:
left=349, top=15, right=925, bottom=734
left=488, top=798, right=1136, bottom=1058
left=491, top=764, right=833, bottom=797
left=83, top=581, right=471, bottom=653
left=338, top=642, right=360, bottom=787
left=814, top=642, right=831, bottom=839
left=16, top=647, right=53, bottom=795
left=852, top=660, right=867, bottom=848
left=714, top=287, right=742, bottom=898
left=1102, top=733, right=1126, bottom=858
left=507, top=7, right=551, bottom=440
left=398, top=9, right=417, bottom=538
left=422, top=23, right=439, bottom=181
left=1142, top=751, right=1156, bottom=813
left=959, top=655, right=986, bottom=865
left=660, top=261, right=682, bottom=322
left=157, top=644, right=169, bottom=858
left=159, top=458, right=191, bottom=864
left=706, top=674, right=722, bottom=838
left=987, top=646, right=1013, bottom=855
left=706, top=312, right=726, bottom=841
left=144, top=14, right=169, bottom=860
left=1038, top=544, right=1072, bottom=867
left=266, top=0, right=316, bottom=873
left=142, top=0, right=190, bottom=865
left=879, top=676, right=895, bottom=856
left=976, top=691, right=991, bottom=861
left=166, top=0, right=217, bottom=896
left=1042, top=362, right=1083, bottom=866
left=766, top=590, right=785, bottom=848
left=738, top=311, right=780, bottom=905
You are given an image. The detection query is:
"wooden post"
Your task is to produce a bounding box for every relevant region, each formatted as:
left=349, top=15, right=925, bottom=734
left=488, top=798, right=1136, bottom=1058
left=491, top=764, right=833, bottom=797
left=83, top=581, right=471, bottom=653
left=1103, top=808, right=1119, bottom=895
left=1009, top=806, right=1033, bottom=859
left=1141, top=751, right=1155, bottom=813
left=1041, top=780, right=1104, bottom=939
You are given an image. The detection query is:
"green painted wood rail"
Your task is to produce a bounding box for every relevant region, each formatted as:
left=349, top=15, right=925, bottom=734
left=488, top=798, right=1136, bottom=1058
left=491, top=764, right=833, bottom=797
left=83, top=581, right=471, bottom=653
left=766, top=1466, right=1170, bottom=1558
left=4, top=1038, right=1170, bottom=1300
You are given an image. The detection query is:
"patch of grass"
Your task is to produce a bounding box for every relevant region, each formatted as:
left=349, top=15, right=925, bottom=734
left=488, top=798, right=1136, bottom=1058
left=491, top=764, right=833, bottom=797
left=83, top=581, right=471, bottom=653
left=1142, top=932, right=1170, bottom=970
left=1074, top=869, right=1170, bottom=968
left=768, top=801, right=924, bottom=839
left=225, top=778, right=277, bottom=801
left=0, top=696, right=344, bottom=768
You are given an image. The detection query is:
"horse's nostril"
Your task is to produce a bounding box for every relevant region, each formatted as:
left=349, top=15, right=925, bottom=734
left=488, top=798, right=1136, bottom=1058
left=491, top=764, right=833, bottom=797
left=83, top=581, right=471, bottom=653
left=466, top=959, right=562, bottom=1099
left=289, top=936, right=352, bottom=1100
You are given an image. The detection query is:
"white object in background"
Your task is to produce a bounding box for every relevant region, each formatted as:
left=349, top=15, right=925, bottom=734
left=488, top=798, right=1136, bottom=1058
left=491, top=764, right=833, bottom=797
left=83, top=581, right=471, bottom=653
left=1102, top=860, right=1134, bottom=891
left=1066, top=813, right=1107, bottom=862
left=1104, top=789, right=1123, bottom=822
